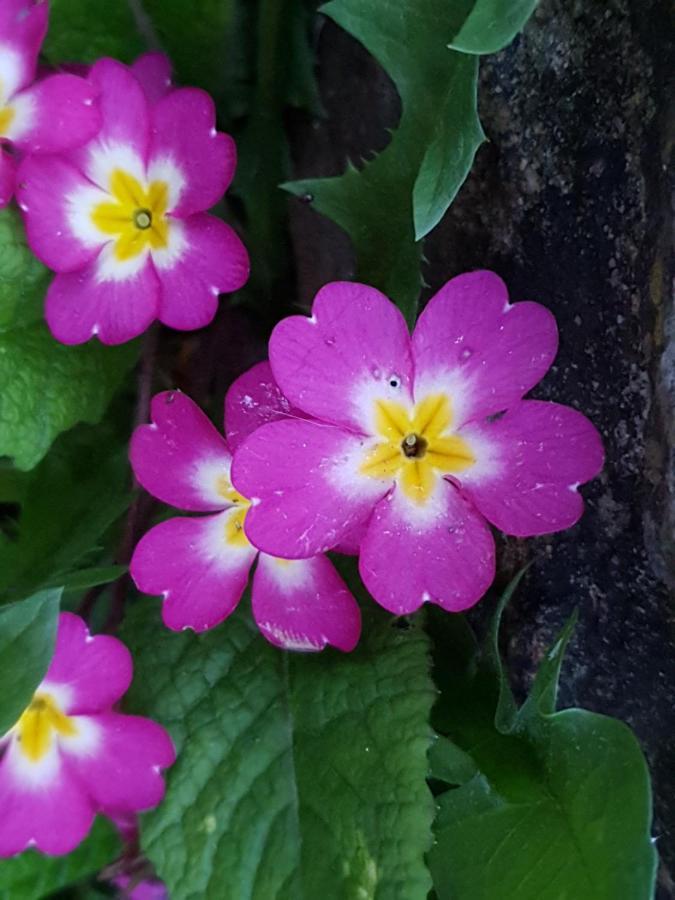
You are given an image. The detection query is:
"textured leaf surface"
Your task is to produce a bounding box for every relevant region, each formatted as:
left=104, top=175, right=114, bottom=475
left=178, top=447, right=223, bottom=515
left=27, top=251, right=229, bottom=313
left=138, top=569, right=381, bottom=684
left=0, top=323, right=136, bottom=470
left=427, top=590, right=657, bottom=900
left=0, top=589, right=60, bottom=735
left=0, top=429, right=130, bottom=601
left=0, top=818, right=120, bottom=898
left=0, top=209, right=48, bottom=333
left=285, top=0, right=484, bottom=321
left=42, top=0, right=143, bottom=63
left=122, top=593, right=435, bottom=900
left=450, top=0, right=540, bottom=55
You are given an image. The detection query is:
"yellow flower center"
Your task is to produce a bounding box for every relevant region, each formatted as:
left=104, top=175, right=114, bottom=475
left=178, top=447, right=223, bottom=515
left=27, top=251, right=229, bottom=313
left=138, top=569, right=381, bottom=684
left=91, top=169, right=170, bottom=261
left=217, top=475, right=251, bottom=548
left=361, top=394, right=475, bottom=504
left=15, top=693, right=77, bottom=763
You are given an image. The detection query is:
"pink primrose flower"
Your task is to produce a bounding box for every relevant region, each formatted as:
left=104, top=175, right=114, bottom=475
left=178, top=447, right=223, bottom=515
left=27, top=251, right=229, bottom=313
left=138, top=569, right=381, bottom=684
left=129, top=362, right=361, bottom=652
left=0, top=0, right=101, bottom=207
left=0, top=613, right=174, bottom=857
left=16, top=53, right=249, bottom=345
left=230, top=272, right=605, bottom=616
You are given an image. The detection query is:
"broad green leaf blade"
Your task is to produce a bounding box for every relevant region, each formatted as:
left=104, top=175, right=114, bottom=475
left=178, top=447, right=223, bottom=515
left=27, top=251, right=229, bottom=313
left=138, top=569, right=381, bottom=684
left=285, top=0, right=485, bottom=321
left=0, top=323, right=136, bottom=470
left=122, top=600, right=435, bottom=899
left=0, top=818, right=120, bottom=897
left=42, top=0, right=143, bottom=63
left=0, top=589, right=60, bottom=735
left=0, top=428, right=130, bottom=600
left=0, top=209, right=49, bottom=332
left=430, top=710, right=657, bottom=900
left=429, top=578, right=657, bottom=900
left=43, top=565, right=127, bottom=594
left=450, top=0, right=540, bottom=55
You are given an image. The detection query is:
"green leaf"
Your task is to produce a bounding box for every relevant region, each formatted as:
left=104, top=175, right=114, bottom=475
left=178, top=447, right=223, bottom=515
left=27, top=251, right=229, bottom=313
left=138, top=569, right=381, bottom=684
left=43, top=565, right=128, bottom=595
left=450, top=0, right=540, bottom=55
left=0, top=322, right=137, bottom=470
left=0, top=208, right=49, bottom=333
left=0, top=817, right=120, bottom=898
left=0, top=428, right=130, bottom=601
left=0, top=588, right=60, bottom=736
left=285, top=0, right=484, bottom=321
left=42, top=0, right=144, bottom=63
left=138, top=0, right=248, bottom=113
left=428, top=583, right=658, bottom=900
left=122, top=594, right=435, bottom=899
left=428, top=735, right=478, bottom=786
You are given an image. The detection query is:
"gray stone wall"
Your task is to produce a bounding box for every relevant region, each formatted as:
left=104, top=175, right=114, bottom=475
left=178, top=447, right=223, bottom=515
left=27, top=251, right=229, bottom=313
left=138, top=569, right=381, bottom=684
left=287, top=1, right=675, bottom=893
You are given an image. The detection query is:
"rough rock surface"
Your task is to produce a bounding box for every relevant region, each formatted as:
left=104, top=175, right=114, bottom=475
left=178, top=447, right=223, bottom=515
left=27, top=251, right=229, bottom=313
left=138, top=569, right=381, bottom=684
left=287, top=1, right=675, bottom=893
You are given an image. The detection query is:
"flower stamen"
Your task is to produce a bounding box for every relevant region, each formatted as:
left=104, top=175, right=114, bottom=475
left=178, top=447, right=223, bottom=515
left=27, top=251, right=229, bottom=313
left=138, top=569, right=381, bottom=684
left=401, top=433, right=427, bottom=459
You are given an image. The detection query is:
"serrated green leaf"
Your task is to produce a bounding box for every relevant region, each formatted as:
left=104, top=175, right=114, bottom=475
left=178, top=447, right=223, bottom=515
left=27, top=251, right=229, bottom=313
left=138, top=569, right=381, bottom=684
left=0, top=208, right=49, bottom=333
left=0, top=588, right=60, bottom=736
left=0, top=817, right=120, bottom=899
left=122, top=594, right=435, bottom=900
left=285, top=0, right=484, bottom=321
left=0, top=427, right=130, bottom=601
left=428, top=580, right=658, bottom=900
left=450, top=0, right=540, bottom=55
left=42, top=0, right=143, bottom=63
left=0, top=322, right=137, bottom=470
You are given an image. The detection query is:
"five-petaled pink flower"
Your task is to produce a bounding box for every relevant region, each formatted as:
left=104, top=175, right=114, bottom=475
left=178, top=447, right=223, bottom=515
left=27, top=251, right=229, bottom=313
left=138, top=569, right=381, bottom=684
left=0, top=613, right=174, bottom=857
left=16, top=53, right=249, bottom=345
left=0, top=0, right=101, bottom=208
left=230, top=272, right=605, bottom=616
left=129, top=362, right=361, bottom=652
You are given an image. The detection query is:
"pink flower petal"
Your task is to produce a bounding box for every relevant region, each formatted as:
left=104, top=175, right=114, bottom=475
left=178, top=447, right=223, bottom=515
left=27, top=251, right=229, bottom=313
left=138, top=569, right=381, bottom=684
left=459, top=400, right=604, bottom=536
left=113, top=876, right=168, bottom=900
left=45, top=255, right=160, bottom=345
left=66, top=712, right=174, bottom=814
left=43, top=613, right=132, bottom=715
left=72, top=58, right=150, bottom=186
left=0, top=148, right=15, bottom=208
left=11, top=74, right=101, bottom=154
left=0, top=1, right=48, bottom=96
left=130, top=512, right=257, bottom=632
left=252, top=554, right=361, bottom=652
left=412, top=271, right=558, bottom=426
left=155, top=213, right=249, bottom=331
left=231, top=419, right=388, bottom=558
left=130, top=52, right=172, bottom=105
left=149, top=88, right=236, bottom=217
left=333, top=519, right=370, bottom=556
left=16, top=155, right=101, bottom=272
left=0, top=742, right=95, bottom=856
left=131, top=390, right=233, bottom=512
left=225, top=360, right=306, bottom=452
left=269, top=281, right=414, bottom=433
left=359, top=482, right=496, bottom=615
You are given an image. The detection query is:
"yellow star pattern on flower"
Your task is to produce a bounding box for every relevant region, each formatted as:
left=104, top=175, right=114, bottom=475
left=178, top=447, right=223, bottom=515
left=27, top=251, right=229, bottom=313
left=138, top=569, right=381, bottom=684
left=361, top=394, right=475, bottom=504
left=15, top=693, right=77, bottom=763
left=91, top=169, right=170, bottom=261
